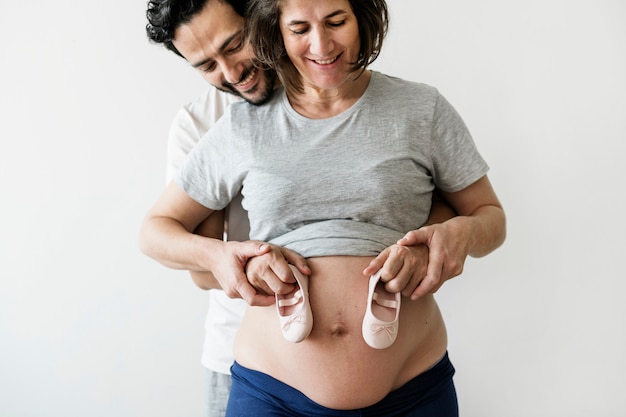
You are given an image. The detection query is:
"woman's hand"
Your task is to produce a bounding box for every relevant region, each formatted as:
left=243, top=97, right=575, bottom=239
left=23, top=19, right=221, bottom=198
left=362, top=220, right=469, bottom=300
left=363, top=175, right=505, bottom=300
left=363, top=242, right=431, bottom=300
left=245, top=245, right=310, bottom=297
left=395, top=218, right=471, bottom=299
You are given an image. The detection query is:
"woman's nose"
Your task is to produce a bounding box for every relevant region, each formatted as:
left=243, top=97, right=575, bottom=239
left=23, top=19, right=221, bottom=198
left=309, top=28, right=333, bottom=57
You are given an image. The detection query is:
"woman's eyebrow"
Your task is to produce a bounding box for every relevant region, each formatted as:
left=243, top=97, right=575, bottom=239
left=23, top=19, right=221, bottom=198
left=285, top=10, right=348, bottom=26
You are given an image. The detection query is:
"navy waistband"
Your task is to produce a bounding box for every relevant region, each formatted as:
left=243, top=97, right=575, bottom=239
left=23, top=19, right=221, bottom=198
left=229, top=351, right=455, bottom=416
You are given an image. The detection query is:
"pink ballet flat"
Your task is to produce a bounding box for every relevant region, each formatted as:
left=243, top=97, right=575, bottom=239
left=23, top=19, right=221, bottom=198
left=362, top=270, right=401, bottom=349
left=276, top=265, right=313, bottom=343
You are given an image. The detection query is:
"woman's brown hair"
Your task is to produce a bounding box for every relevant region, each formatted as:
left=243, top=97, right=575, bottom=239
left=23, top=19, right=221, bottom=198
left=245, top=0, right=389, bottom=94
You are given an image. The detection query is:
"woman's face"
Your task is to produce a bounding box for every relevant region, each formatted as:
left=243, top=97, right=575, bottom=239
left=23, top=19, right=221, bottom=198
left=279, top=0, right=361, bottom=92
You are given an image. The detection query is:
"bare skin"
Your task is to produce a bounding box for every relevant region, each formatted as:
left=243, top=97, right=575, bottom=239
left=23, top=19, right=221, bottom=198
left=233, top=0, right=505, bottom=409
left=159, top=0, right=474, bottom=297
left=235, top=256, right=448, bottom=409
left=139, top=0, right=506, bottom=410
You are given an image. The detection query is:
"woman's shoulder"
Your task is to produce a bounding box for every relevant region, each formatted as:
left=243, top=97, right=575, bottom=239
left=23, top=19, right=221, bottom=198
left=372, top=71, right=438, bottom=95
left=368, top=71, right=441, bottom=111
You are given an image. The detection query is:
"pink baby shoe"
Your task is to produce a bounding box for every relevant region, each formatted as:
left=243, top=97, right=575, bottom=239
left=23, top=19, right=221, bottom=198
left=362, top=270, right=401, bottom=349
left=276, top=265, right=313, bottom=343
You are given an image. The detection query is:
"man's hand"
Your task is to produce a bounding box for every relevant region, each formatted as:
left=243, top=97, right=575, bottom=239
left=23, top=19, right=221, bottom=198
left=396, top=218, right=471, bottom=299
left=363, top=217, right=471, bottom=300
left=245, top=245, right=310, bottom=297
left=206, top=240, right=276, bottom=306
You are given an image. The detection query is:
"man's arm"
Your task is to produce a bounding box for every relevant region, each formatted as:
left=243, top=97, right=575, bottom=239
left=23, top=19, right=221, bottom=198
left=165, top=88, right=239, bottom=290
left=163, top=88, right=309, bottom=297
left=423, top=189, right=457, bottom=225
left=188, top=210, right=226, bottom=290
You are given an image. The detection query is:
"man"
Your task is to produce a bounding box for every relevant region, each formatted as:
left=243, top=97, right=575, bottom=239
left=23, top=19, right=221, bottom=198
left=146, top=1, right=281, bottom=415
left=145, top=0, right=464, bottom=415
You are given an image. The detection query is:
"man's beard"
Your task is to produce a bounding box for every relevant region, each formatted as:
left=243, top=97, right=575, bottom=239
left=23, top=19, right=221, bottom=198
left=219, top=66, right=277, bottom=106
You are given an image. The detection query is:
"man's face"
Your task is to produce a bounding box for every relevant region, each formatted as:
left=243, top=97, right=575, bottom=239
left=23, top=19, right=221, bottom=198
left=172, top=0, right=275, bottom=105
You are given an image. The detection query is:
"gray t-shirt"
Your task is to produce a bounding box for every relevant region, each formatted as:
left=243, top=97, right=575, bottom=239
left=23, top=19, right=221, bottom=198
left=177, top=71, right=488, bottom=257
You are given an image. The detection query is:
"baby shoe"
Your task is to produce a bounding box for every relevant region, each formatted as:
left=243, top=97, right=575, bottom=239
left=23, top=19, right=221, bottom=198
left=362, top=270, right=401, bottom=349
left=276, top=265, right=313, bottom=343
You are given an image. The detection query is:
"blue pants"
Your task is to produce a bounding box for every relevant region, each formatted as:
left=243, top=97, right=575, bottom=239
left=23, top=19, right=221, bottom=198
left=226, top=352, right=458, bottom=416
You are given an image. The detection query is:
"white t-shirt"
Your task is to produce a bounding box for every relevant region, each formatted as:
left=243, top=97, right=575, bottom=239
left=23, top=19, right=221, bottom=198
left=167, top=86, right=248, bottom=375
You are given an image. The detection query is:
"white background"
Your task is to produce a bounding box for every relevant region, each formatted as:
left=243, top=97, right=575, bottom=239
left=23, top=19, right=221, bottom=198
left=1, top=1, right=624, bottom=416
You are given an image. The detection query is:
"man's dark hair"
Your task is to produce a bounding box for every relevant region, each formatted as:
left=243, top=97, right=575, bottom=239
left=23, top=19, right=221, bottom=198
left=146, top=0, right=250, bottom=57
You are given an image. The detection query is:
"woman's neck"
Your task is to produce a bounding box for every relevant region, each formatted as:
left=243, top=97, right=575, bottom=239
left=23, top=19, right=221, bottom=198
left=287, top=70, right=372, bottom=119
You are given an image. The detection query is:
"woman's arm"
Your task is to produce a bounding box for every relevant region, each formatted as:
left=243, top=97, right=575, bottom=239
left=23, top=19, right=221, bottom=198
left=397, top=175, right=506, bottom=299
left=437, top=175, right=506, bottom=257
left=363, top=176, right=506, bottom=299
left=363, top=188, right=458, bottom=297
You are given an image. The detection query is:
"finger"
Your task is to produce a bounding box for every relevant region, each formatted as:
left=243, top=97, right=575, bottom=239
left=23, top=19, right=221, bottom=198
left=249, top=278, right=275, bottom=296
left=382, top=244, right=427, bottom=296
left=362, top=249, right=390, bottom=276
left=389, top=249, right=429, bottom=296
left=248, top=269, right=279, bottom=296
left=245, top=263, right=276, bottom=296
left=379, top=256, right=404, bottom=284
left=257, top=244, right=272, bottom=255
left=377, top=250, right=413, bottom=293
left=385, top=245, right=412, bottom=276
left=236, top=242, right=271, bottom=262
left=280, top=249, right=311, bottom=275
left=246, top=292, right=276, bottom=307
left=293, top=262, right=311, bottom=276
left=263, top=265, right=297, bottom=295
left=398, top=260, right=427, bottom=298
left=416, top=241, right=445, bottom=299
left=235, top=276, right=269, bottom=304
left=410, top=262, right=443, bottom=300
left=397, top=228, right=429, bottom=247
left=383, top=263, right=411, bottom=294
left=246, top=260, right=293, bottom=298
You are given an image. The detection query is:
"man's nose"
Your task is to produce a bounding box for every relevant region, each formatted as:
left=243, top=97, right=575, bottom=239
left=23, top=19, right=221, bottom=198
left=221, top=57, right=243, bottom=85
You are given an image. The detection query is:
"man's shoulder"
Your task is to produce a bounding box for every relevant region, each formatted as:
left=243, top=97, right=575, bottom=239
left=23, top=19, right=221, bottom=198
left=184, top=87, right=243, bottom=118
left=226, top=86, right=285, bottom=121
left=170, top=87, right=243, bottom=136
left=166, top=88, right=243, bottom=180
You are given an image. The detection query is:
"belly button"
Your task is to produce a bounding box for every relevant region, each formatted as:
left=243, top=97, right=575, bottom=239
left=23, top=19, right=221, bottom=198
left=329, top=322, right=350, bottom=337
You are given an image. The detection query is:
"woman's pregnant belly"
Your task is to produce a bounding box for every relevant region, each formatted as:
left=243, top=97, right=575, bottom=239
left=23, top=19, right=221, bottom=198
left=234, top=255, right=448, bottom=409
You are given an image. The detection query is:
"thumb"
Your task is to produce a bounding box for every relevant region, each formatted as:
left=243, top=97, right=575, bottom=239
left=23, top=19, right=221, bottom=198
left=236, top=242, right=271, bottom=261
left=241, top=287, right=276, bottom=307
left=397, top=228, right=429, bottom=246
left=234, top=275, right=275, bottom=306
